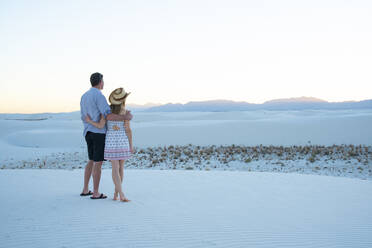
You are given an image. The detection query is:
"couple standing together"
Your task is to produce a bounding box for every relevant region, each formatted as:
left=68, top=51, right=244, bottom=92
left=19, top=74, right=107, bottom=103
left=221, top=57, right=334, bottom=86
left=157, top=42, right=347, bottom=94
left=80, top=72, right=133, bottom=202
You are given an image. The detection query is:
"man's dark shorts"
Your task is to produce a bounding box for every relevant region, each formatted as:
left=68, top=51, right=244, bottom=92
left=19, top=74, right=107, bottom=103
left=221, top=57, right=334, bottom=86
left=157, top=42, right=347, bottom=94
left=85, top=131, right=106, bottom=162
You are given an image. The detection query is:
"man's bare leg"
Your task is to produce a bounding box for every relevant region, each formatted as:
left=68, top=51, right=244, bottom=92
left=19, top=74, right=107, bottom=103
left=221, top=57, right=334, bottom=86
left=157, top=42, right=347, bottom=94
left=92, top=161, right=104, bottom=198
left=82, top=160, right=93, bottom=194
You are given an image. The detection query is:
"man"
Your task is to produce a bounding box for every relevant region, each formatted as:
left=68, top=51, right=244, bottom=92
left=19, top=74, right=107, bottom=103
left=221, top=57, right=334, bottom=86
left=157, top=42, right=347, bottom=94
left=80, top=72, right=132, bottom=199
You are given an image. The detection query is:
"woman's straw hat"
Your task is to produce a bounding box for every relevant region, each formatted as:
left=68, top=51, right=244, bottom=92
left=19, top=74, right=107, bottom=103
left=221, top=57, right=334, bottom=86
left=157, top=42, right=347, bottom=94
left=109, top=88, right=131, bottom=105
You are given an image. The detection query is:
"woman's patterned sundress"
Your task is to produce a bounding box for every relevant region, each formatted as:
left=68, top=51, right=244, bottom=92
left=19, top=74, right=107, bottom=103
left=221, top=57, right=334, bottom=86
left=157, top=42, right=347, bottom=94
left=104, top=121, right=131, bottom=161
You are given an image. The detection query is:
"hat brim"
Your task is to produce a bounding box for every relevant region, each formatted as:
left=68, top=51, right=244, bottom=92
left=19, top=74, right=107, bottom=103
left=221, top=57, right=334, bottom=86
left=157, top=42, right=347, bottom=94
left=112, top=88, right=126, bottom=100
left=109, top=91, right=131, bottom=105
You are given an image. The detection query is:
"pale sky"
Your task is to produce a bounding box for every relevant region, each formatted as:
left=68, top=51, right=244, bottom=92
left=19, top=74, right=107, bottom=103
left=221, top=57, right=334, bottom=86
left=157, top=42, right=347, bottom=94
left=1, top=0, right=372, bottom=113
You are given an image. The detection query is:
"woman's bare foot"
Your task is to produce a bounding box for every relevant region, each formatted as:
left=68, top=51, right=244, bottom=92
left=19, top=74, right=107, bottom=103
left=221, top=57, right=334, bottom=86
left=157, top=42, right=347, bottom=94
left=113, top=191, right=119, bottom=201
left=121, top=197, right=130, bottom=202
left=119, top=192, right=130, bottom=202
left=121, top=198, right=130, bottom=202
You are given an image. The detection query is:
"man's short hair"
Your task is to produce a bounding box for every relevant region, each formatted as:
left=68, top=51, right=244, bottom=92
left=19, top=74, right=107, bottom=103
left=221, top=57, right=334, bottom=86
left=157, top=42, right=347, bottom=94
left=90, top=72, right=103, bottom=87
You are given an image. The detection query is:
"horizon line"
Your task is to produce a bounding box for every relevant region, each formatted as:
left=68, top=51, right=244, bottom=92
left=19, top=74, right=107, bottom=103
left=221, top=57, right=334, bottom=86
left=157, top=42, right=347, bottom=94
left=1, top=97, right=371, bottom=115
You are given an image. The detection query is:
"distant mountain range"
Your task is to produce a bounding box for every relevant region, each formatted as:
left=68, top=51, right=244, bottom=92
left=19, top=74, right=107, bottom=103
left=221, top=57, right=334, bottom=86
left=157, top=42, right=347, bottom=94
left=140, top=97, right=372, bottom=112
left=127, top=103, right=161, bottom=111
left=2, top=97, right=371, bottom=116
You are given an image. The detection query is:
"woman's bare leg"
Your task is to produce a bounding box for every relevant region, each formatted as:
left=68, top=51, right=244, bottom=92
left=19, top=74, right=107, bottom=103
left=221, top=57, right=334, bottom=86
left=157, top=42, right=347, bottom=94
left=115, top=161, right=124, bottom=200
left=113, top=190, right=119, bottom=201
left=119, top=160, right=124, bottom=183
left=118, top=160, right=130, bottom=202
left=111, top=160, right=122, bottom=200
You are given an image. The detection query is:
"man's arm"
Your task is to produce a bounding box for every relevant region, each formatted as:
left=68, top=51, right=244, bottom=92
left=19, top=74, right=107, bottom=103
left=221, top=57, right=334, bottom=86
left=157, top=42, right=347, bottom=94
left=107, top=111, right=133, bottom=121
left=86, top=114, right=106, bottom=129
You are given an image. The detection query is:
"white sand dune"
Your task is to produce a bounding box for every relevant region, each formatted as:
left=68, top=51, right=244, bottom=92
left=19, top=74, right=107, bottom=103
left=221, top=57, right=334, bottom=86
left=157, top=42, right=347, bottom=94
left=1, top=109, right=372, bottom=164
left=1, top=169, right=372, bottom=248
left=1, top=110, right=372, bottom=247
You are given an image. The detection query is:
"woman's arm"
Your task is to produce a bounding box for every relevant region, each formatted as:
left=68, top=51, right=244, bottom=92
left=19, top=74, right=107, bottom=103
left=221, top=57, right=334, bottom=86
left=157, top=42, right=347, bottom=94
left=124, top=120, right=134, bottom=153
left=85, top=114, right=106, bottom=129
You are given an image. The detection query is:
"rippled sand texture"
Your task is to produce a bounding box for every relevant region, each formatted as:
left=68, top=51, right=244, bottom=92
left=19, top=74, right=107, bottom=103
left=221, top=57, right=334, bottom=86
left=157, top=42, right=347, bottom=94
left=1, top=170, right=372, bottom=248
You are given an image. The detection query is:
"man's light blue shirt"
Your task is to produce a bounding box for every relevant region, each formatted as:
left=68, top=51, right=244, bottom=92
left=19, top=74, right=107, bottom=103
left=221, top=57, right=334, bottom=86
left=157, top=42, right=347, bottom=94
left=80, top=87, right=111, bottom=137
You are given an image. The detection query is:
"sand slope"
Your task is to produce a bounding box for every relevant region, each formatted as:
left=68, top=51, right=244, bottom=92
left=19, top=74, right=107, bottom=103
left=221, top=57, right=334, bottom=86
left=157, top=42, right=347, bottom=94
left=1, top=169, right=372, bottom=248
left=1, top=110, right=372, bottom=164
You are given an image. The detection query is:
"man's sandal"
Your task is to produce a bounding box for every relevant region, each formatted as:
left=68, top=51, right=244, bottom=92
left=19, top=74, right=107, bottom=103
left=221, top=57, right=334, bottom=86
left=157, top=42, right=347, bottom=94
left=80, top=190, right=93, bottom=196
left=90, top=193, right=107, bottom=199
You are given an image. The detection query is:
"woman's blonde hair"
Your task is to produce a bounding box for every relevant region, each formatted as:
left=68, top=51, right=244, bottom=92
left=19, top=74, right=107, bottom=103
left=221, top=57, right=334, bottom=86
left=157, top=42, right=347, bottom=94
left=110, top=100, right=126, bottom=115
left=110, top=104, right=121, bottom=115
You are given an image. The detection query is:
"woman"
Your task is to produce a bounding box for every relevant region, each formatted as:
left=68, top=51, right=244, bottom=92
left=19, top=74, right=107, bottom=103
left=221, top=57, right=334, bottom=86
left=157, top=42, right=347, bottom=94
left=86, top=88, right=133, bottom=202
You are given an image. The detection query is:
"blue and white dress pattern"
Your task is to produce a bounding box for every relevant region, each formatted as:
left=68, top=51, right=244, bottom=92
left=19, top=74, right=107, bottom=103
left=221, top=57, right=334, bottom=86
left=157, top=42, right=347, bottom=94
left=104, top=121, right=131, bottom=161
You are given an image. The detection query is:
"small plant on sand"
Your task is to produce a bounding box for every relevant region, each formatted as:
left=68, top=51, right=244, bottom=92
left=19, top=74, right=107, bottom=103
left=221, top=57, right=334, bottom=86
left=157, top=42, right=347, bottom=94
left=245, top=158, right=252, bottom=163
left=308, top=155, right=316, bottom=163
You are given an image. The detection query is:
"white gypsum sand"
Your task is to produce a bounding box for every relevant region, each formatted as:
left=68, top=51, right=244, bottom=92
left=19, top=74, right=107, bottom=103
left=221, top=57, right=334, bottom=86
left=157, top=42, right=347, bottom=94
left=1, top=110, right=372, bottom=160
left=1, top=169, right=372, bottom=248
left=1, top=110, right=372, bottom=247
left=4, top=144, right=372, bottom=181
left=0, top=110, right=371, bottom=180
